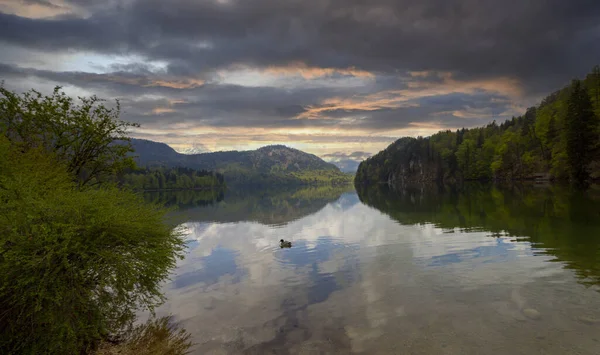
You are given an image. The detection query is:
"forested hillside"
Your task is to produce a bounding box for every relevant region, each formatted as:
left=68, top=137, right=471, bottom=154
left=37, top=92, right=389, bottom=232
left=131, top=140, right=352, bottom=186
left=356, top=67, right=600, bottom=186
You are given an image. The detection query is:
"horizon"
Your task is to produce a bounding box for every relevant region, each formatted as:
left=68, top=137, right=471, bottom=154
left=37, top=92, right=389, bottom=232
left=2, top=0, right=599, bottom=169
left=133, top=137, right=360, bottom=171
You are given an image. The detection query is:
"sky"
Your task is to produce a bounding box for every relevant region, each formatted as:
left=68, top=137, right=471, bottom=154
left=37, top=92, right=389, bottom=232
left=1, top=0, right=600, bottom=167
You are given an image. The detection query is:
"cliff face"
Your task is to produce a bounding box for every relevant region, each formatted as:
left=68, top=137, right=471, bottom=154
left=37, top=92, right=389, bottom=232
left=355, top=137, right=446, bottom=187
left=385, top=158, right=439, bottom=185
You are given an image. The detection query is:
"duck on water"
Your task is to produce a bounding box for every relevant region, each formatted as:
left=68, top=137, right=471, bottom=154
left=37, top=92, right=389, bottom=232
left=280, top=239, right=292, bottom=248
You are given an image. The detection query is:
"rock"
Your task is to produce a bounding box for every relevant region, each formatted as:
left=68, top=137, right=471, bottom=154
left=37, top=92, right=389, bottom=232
left=578, top=316, right=600, bottom=325
left=522, top=308, right=541, bottom=320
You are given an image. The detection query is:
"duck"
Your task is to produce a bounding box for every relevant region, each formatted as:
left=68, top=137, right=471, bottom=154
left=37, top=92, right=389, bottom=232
left=280, top=239, right=292, bottom=248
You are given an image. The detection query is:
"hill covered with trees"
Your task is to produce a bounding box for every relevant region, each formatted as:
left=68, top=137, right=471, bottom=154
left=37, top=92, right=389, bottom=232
left=356, top=66, right=600, bottom=187
left=130, top=139, right=352, bottom=187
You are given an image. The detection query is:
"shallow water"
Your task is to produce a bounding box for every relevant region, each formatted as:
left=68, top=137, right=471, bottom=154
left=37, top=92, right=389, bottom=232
left=149, top=184, right=600, bottom=354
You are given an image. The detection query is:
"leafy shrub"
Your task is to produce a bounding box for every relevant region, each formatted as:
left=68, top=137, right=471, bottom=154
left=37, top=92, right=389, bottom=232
left=0, top=86, right=188, bottom=354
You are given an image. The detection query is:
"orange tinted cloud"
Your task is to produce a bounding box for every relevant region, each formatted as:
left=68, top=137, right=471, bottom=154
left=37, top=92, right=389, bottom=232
left=151, top=107, right=176, bottom=114
left=150, top=99, right=188, bottom=115
left=300, top=92, right=420, bottom=119
left=145, top=78, right=205, bottom=89
left=80, top=73, right=204, bottom=89
left=300, top=72, right=523, bottom=119
left=406, top=71, right=523, bottom=98
left=437, top=104, right=525, bottom=120
left=408, top=71, right=434, bottom=78
left=0, top=0, right=80, bottom=19
left=262, top=62, right=374, bottom=79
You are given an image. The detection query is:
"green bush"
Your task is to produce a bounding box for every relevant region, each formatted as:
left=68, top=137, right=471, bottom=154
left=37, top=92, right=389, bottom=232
left=0, top=136, right=186, bottom=353
left=0, top=85, right=188, bottom=354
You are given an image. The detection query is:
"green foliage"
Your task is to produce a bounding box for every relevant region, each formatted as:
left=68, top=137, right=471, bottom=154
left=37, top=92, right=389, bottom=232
left=290, top=169, right=354, bottom=185
left=566, top=80, right=599, bottom=186
left=0, top=137, right=186, bottom=354
left=143, top=189, right=225, bottom=210
left=119, top=166, right=226, bottom=191
left=0, top=86, right=138, bottom=188
left=221, top=168, right=351, bottom=187
left=0, top=86, right=188, bottom=354
left=456, top=139, right=477, bottom=179
left=356, top=66, right=600, bottom=186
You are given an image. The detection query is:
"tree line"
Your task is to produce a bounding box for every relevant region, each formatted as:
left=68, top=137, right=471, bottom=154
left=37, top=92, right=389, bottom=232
left=119, top=166, right=225, bottom=190
left=356, top=66, right=600, bottom=187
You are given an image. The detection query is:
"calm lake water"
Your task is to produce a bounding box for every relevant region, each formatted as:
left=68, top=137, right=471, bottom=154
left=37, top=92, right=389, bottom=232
left=147, top=184, right=600, bottom=354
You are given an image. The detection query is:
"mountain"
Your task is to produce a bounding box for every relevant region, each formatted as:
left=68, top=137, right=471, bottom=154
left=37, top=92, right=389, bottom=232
left=129, top=139, right=350, bottom=186
left=356, top=66, right=600, bottom=187
left=128, top=139, right=185, bottom=166
left=330, top=159, right=362, bottom=173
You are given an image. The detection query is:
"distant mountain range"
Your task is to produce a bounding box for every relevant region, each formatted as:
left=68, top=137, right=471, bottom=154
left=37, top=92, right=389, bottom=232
left=129, top=139, right=352, bottom=186
left=176, top=146, right=207, bottom=155
left=330, top=159, right=362, bottom=173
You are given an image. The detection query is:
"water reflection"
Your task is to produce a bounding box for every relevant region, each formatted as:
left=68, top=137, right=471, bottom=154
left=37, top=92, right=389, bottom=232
left=144, top=189, right=225, bottom=209
left=150, top=185, right=354, bottom=225
left=150, top=184, right=600, bottom=354
left=173, top=246, right=242, bottom=289
left=357, top=183, right=600, bottom=288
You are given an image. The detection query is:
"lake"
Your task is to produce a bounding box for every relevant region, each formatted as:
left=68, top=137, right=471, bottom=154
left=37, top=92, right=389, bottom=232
left=147, top=184, right=600, bottom=354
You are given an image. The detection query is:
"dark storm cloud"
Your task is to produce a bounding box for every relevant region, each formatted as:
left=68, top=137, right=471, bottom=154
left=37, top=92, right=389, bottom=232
left=0, top=62, right=520, bottom=132
left=2, top=0, right=600, bottom=93
left=123, top=91, right=517, bottom=131
left=2, top=0, right=600, bottom=154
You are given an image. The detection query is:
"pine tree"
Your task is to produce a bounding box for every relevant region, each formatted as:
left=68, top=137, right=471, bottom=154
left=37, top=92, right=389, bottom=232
left=565, top=80, right=598, bottom=186
left=477, top=129, right=484, bottom=148
left=592, top=65, right=600, bottom=118
left=593, top=65, right=600, bottom=105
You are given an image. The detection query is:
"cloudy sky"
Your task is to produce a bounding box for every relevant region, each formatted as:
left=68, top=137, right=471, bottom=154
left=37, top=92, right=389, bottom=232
left=1, top=0, right=599, bottom=164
